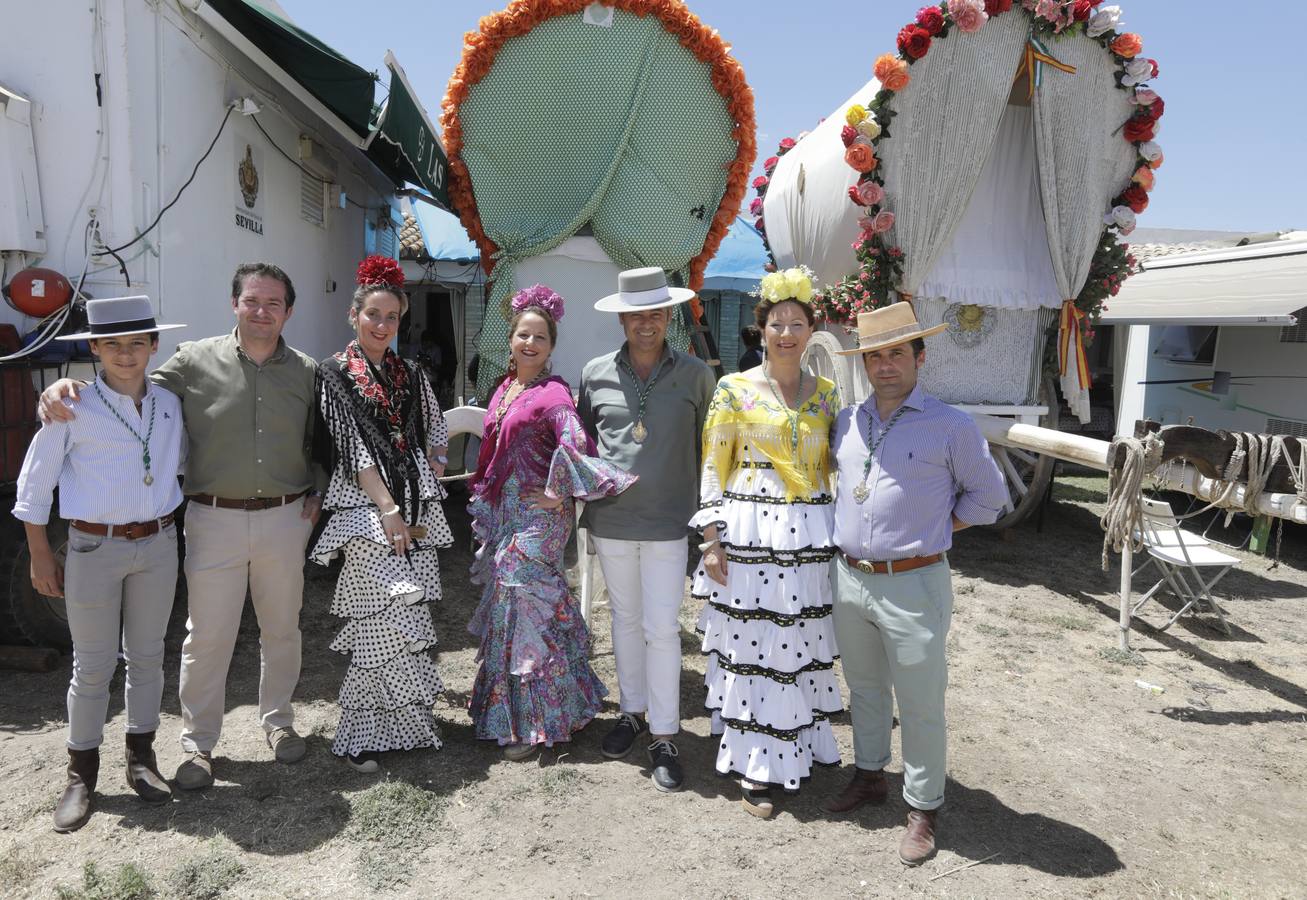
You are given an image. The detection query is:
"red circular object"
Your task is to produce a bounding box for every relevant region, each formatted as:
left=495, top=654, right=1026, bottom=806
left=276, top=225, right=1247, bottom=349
left=5, top=268, right=73, bottom=316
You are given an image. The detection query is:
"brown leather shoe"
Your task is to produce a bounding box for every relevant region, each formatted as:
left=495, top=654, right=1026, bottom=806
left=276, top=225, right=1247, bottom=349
left=822, top=767, right=888, bottom=814
left=898, top=808, right=939, bottom=866
left=125, top=731, right=172, bottom=803
left=53, top=748, right=99, bottom=833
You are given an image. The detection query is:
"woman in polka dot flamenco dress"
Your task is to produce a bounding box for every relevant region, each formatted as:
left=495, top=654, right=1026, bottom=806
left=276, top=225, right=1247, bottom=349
left=311, top=256, right=453, bottom=773
left=691, top=267, right=843, bottom=817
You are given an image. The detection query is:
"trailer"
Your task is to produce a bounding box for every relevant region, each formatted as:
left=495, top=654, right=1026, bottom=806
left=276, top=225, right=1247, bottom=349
left=0, top=0, right=449, bottom=647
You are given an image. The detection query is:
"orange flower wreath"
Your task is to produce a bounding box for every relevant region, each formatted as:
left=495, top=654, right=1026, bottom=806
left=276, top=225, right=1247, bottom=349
left=440, top=0, right=757, bottom=323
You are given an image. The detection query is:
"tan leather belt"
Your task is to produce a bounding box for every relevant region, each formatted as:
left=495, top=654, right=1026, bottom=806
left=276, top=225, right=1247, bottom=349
left=186, top=490, right=307, bottom=511
left=70, top=514, right=176, bottom=540
left=843, top=552, right=942, bottom=575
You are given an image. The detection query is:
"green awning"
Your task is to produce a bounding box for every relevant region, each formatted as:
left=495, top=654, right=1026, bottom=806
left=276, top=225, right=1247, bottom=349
left=366, top=54, right=451, bottom=208
left=205, top=0, right=376, bottom=138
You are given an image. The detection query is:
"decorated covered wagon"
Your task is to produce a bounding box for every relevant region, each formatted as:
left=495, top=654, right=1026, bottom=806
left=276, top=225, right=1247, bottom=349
left=754, top=0, right=1163, bottom=526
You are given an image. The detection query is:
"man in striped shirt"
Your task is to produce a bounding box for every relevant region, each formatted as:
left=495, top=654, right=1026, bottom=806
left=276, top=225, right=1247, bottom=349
left=824, top=303, right=1006, bottom=866
left=15, top=296, right=186, bottom=832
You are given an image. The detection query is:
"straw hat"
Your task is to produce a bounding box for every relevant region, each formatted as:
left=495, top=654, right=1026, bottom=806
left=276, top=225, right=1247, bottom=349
left=835, top=302, right=947, bottom=356
left=57, top=296, right=185, bottom=341
left=594, top=267, right=696, bottom=313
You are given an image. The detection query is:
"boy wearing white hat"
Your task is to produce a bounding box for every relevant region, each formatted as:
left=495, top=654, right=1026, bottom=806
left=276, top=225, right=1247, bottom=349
left=13, top=296, right=186, bottom=833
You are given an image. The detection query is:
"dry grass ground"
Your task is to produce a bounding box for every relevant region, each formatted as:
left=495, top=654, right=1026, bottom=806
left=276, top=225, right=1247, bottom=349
left=1, top=474, right=1304, bottom=898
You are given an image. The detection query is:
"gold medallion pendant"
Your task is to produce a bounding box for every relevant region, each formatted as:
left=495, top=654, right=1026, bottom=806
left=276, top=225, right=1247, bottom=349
left=632, top=420, right=648, bottom=444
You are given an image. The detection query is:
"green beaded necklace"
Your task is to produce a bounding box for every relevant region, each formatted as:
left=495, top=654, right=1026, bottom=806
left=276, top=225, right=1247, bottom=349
left=94, top=383, right=156, bottom=485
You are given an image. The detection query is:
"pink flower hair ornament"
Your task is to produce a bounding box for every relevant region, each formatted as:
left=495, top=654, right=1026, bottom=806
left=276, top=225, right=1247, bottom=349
left=510, top=284, right=566, bottom=322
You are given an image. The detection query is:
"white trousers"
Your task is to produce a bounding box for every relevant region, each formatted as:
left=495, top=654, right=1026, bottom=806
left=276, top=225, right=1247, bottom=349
left=178, top=501, right=313, bottom=753
left=590, top=536, right=688, bottom=736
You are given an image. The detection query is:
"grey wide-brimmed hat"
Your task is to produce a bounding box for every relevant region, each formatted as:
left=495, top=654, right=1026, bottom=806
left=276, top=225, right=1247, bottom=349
left=594, top=267, right=696, bottom=313
left=57, top=295, right=186, bottom=341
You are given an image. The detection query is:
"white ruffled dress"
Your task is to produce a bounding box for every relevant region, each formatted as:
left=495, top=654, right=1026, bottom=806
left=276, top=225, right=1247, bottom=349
left=689, top=372, right=843, bottom=791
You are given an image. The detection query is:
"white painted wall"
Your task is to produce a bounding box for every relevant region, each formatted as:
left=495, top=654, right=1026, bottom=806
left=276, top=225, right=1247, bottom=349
left=0, top=0, right=396, bottom=364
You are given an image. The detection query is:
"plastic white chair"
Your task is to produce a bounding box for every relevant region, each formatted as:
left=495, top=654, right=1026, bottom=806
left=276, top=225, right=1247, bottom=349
left=1130, top=496, right=1238, bottom=634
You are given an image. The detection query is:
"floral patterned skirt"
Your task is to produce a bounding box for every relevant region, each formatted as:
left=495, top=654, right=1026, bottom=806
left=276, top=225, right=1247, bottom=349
left=467, top=491, right=607, bottom=747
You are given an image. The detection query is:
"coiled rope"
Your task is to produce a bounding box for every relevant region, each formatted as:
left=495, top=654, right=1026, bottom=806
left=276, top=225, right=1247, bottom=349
left=1102, top=430, right=1307, bottom=570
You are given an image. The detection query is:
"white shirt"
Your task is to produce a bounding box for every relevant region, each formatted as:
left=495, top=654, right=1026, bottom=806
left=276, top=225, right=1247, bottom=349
left=12, top=376, right=186, bottom=525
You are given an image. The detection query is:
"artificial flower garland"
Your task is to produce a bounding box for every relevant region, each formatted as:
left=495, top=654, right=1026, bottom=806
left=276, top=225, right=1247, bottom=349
left=440, top=0, right=757, bottom=323
left=817, top=0, right=1159, bottom=332
left=749, top=135, right=800, bottom=271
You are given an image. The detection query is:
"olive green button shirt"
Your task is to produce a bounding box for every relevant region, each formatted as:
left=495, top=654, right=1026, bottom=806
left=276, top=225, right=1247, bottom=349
left=150, top=330, right=324, bottom=498
left=578, top=343, right=716, bottom=541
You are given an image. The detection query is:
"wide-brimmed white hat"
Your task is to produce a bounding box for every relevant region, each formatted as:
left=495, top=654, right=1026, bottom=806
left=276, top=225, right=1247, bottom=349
left=835, top=302, right=948, bottom=356
left=57, top=295, right=186, bottom=341
left=594, top=267, right=696, bottom=313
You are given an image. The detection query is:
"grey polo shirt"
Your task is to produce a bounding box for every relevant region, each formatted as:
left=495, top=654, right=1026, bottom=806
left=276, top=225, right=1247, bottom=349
left=150, top=329, right=324, bottom=498
left=578, top=343, right=716, bottom=541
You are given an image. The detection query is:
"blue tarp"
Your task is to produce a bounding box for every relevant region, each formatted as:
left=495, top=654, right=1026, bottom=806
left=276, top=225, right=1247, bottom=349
left=702, top=217, right=767, bottom=293
left=412, top=207, right=767, bottom=293
left=412, top=203, right=481, bottom=263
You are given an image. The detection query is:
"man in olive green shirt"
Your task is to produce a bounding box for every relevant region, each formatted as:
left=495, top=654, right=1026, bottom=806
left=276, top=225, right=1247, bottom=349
left=42, top=263, right=324, bottom=788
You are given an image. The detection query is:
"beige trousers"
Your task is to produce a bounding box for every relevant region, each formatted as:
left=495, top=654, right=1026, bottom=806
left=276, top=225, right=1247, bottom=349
left=178, top=501, right=313, bottom=753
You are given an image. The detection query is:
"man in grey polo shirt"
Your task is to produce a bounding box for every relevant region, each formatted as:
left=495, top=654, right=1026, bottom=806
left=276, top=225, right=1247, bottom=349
left=578, top=267, right=716, bottom=793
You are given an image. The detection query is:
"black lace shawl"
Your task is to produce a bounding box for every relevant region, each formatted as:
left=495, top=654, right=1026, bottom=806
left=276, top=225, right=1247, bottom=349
left=314, top=354, right=434, bottom=526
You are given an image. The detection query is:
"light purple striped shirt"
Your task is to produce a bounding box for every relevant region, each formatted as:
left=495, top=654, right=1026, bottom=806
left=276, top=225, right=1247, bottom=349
left=832, top=385, right=1006, bottom=561
left=12, top=376, right=186, bottom=526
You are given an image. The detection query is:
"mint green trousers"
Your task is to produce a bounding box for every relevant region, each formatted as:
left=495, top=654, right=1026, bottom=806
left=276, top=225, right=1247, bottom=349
left=832, top=554, right=953, bottom=811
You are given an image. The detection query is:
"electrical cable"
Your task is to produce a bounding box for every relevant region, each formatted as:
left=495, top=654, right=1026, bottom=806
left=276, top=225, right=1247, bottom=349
left=98, top=104, right=234, bottom=256
left=248, top=114, right=379, bottom=212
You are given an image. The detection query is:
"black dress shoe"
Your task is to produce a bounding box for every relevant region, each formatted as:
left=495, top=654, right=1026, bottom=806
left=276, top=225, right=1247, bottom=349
left=601, top=712, right=647, bottom=759
left=647, top=739, right=683, bottom=792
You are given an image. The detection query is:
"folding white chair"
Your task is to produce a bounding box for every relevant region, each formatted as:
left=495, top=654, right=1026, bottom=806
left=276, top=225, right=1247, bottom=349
left=1130, top=496, right=1238, bottom=634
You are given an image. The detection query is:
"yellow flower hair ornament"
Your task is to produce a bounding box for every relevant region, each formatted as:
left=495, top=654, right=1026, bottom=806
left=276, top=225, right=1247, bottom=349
left=758, top=265, right=816, bottom=305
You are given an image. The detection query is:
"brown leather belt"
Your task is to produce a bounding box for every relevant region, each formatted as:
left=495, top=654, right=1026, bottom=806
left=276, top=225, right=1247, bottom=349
left=186, top=490, right=307, bottom=511
left=843, top=552, right=942, bottom=575
left=70, top=514, right=176, bottom=540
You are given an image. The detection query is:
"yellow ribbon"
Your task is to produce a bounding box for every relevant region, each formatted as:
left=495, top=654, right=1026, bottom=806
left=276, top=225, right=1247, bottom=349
left=1058, top=300, right=1092, bottom=390
left=1014, top=39, right=1077, bottom=100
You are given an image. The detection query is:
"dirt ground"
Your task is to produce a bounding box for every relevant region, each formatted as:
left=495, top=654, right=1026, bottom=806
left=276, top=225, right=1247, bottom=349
left=1, top=474, right=1304, bottom=899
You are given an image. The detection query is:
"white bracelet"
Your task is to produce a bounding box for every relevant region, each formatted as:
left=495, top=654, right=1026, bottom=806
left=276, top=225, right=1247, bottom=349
left=698, top=539, right=720, bottom=553
left=379, top=505, right=401, bottom=519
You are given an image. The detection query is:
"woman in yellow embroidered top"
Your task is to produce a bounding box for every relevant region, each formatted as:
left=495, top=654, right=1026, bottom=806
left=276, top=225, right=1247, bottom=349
left=690, top=267, right=842, bottom=818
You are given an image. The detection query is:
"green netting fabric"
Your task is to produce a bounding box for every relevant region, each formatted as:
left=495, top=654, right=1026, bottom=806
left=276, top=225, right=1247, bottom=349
left=457, top=8, right=740, bottom=398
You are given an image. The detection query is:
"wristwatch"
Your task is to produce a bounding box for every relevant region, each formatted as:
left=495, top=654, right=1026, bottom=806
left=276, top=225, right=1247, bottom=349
left=434, top=454, right=448, bottom=465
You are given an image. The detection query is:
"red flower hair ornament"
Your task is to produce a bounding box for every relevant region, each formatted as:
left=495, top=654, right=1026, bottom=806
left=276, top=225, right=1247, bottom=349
left=355, top=254, right=406, bottom=290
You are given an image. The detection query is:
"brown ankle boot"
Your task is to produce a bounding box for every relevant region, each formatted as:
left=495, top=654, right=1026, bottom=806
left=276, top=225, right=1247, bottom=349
left=53, top=748, right=99, bottom=833
left=898, top=808, right=939, bottom=866
left=822, top=767, right=888, bottom=814
left=125, top=731, right=172, bottom=803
